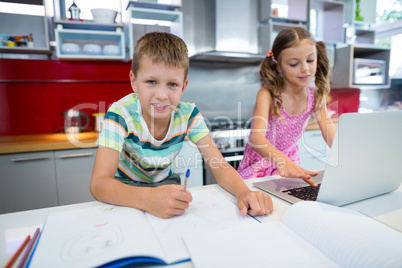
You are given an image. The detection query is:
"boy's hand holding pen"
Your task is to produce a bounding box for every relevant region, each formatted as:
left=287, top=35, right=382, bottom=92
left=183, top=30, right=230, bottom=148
left=144, top=170, right=192, bottom=219
left=183, top=169, right=190, bottom=193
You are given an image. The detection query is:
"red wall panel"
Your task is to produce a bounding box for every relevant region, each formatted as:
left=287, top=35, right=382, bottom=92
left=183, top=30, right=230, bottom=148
left=0, top=59, right=132, bottom=136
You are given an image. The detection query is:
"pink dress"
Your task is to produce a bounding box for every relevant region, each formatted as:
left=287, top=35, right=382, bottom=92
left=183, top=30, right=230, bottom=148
left=238, top=86, right=315, bottom=179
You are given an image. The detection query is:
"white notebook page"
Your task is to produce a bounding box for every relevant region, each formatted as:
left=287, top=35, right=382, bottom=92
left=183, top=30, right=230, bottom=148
left=146, top=188, right=260, bottom=264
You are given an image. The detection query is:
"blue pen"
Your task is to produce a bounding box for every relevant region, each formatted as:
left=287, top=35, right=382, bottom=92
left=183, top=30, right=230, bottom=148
left=183, top=169, right=190, bottom=192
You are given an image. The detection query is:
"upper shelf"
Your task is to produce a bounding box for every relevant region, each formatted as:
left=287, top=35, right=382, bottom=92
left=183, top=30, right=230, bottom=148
left=54, top=20, right=124, bottom=31
left=0, top=46, right=51, bottom=54
left=125, top=0, right=182, bottom=10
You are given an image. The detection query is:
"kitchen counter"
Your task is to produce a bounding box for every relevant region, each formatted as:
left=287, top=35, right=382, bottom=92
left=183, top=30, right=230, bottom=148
left=0, top=132, right=99, bottom=155
left=0, top=117, right=338, bottom=155
left=305, top=117, right=339, bottom=131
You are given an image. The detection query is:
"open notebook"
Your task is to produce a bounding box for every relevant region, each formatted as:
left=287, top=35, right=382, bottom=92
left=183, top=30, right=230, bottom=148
left=253, top=111, right=402, bottom=206
left=28, top=188, right=259, bottom=267
left=184, top=201, right=402, bottom=267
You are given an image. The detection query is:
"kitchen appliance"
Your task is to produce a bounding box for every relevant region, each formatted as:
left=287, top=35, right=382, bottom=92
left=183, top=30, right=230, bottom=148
left=83, top=44, right=101, bottom=55
left=61, top=43, right=80, bottom=54
left=92, top=113, right=105, bottom=132
left=188, top=0, right=266, bottom=64
left=103, top=44, right=120, bottom=56
left=204, top=121, right=250, bottom=185
left=63, top=109, right=89, bottom=134
left=91, top=8, right=118, bottom=24
left=68, top=0, right=81, bottom=21
left=353, top=58, right=386, bottom=85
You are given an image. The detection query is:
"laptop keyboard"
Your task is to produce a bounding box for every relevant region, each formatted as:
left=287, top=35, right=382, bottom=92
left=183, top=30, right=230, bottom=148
left=282, top=184, right=321, bottom=201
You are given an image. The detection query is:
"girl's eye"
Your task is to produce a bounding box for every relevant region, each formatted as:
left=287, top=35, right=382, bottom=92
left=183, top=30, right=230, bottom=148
left=307, top=59, right=315, bottom=63
left=290, top=63, right=298, bottom=67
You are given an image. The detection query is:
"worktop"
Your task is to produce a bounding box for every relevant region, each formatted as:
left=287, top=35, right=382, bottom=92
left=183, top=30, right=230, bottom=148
left=0, top=132, right=99, bottom=154
left=0, top=120, right=332, bottom=155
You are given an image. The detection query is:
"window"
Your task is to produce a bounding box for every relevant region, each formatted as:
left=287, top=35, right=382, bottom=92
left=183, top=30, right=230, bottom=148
left=375, top=0, right=402, bottom=78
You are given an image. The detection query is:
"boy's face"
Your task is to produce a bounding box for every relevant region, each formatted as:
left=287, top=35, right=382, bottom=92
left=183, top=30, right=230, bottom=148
left=130, top=57, right=188, bottom=125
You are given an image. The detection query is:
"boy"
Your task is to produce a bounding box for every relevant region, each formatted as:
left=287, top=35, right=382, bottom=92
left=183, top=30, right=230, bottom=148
left=90, top=32, right=273, bottom=219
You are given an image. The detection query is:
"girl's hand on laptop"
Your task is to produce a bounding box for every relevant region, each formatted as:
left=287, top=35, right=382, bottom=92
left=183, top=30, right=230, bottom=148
left=278, top=159, right=319, bottom=187
left=144, top=185, right=193, bottom=219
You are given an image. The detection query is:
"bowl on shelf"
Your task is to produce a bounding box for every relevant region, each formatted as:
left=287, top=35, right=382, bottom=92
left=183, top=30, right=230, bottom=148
left=91, top=8, right=118, bottom=24
left=103, top=44, right=120, bottom=56
left=61, top=43, right=80, bottom=54
left=83, top=44, right=102, bottom=55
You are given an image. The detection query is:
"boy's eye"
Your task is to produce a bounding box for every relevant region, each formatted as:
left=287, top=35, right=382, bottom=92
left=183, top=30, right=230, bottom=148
left=146, top=80, right=156, bottom=84
left=168, top=82, right=178, bottom=87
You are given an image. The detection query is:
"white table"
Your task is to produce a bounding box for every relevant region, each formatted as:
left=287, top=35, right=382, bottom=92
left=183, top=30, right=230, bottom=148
left=1, top=176, right=401, bottom=267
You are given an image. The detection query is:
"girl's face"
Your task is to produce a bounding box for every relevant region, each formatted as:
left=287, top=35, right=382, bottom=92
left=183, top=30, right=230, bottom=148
left=276, top=39, right=317, bottom=90
left=130, top=57, right=188, bottom=126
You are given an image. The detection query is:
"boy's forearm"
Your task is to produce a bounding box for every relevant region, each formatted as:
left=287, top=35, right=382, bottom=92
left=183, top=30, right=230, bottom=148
left=90, top=176, right=150, bottom=211
left=213, top=163, right=251, bottom=198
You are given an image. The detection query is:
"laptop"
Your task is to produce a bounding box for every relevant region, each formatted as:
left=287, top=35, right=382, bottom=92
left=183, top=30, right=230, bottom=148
left=253, top=111, right=402, bottom=206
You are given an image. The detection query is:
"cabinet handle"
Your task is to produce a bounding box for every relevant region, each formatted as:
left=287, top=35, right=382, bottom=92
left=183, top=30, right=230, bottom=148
left=58, top=152, right=94, bottom=159
left=224, top=155, right=243, bottom=163
left=10, top=156, right=50, bottom=162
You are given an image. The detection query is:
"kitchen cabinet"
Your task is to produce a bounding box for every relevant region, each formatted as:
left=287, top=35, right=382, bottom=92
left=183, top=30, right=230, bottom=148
left=174, top=140, right=203, bottom=187
left=54, top=148, right=97, bottom=206
left=341, top=0, right=377, bottom=26
left=54, top=21, right=126, bottom=60
left=0, top=0, right=51, bottom=58
left=125, top=1, right=183, bottom=59
left=258, top=0, right=308, bottom=52
left=0, top=151, right=58, bottom=214
left=0, top=148, right=97, bottom=214
left=259, top=21, right=307, bottom=53
left=0, top=142, right=202, bottom=214
left=341, top=0, right=377, bottom=45
left=299, top=130, right=330, bottom=170
left=309, top=0, right=345, bottom=44
left=331, top=44, right=391, bottom=90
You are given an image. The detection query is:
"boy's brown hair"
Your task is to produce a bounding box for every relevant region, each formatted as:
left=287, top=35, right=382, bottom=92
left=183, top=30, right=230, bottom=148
left=131, top=31, right=189, bottom=79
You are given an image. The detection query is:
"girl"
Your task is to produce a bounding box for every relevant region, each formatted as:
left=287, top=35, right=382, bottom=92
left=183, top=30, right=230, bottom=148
left=237, top=27, right=336, bottom=186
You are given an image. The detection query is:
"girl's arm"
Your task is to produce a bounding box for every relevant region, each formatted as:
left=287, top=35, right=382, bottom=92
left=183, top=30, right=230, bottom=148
left=90, top=146, right=192, bottom=219
left=249, top=88, right=318, bottom=186
left=314, top=100, right=336, bottom=148
left=196, top=134, right=273, bottom=216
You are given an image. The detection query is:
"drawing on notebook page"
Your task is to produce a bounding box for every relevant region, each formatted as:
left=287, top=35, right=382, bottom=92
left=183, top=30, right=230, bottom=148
left=60, top=207, right=124, bottom=261
left=61, top=225, right=123, bottom=261
left=30, top=188, right=260, bottom=267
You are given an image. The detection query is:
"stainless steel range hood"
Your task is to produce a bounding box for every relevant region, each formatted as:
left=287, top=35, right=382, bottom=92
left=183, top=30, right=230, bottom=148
left=189, top=51, right=265, bottom=64
left=184, top=0, right=265, bottom=64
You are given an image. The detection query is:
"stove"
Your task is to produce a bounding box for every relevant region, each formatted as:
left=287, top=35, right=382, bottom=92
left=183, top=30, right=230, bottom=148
left=204, top=120, right=251, bottom=185
left=210, top=128, right=250, bottom=154
left=208, top=120, right=251, bottom=154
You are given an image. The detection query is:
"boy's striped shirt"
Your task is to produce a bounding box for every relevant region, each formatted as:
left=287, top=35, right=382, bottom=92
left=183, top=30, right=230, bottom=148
left=97, top=93, right=209, bottom=183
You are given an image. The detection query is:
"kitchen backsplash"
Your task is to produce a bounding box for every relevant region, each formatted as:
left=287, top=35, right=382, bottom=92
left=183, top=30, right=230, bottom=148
left=0, top=58, right=375, bottom=136
left=0, top=59, right=132, bottom=136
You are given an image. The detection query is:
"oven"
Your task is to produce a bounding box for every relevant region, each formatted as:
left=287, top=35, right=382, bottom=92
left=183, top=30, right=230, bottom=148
left=204, top=124, right=250, bottom=185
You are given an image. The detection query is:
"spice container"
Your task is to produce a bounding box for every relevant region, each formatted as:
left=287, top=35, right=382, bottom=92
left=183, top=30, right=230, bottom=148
left=93, top=113, right=106, bottom=132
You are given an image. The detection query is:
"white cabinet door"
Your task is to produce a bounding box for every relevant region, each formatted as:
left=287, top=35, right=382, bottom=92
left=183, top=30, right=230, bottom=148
left=0, top=151, right=58, bottom=214
left=54, top=148, right=97, bottom=205
left=299, top=130, right=330, bottom=170
left=174, top=140, right=203, bottom=187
